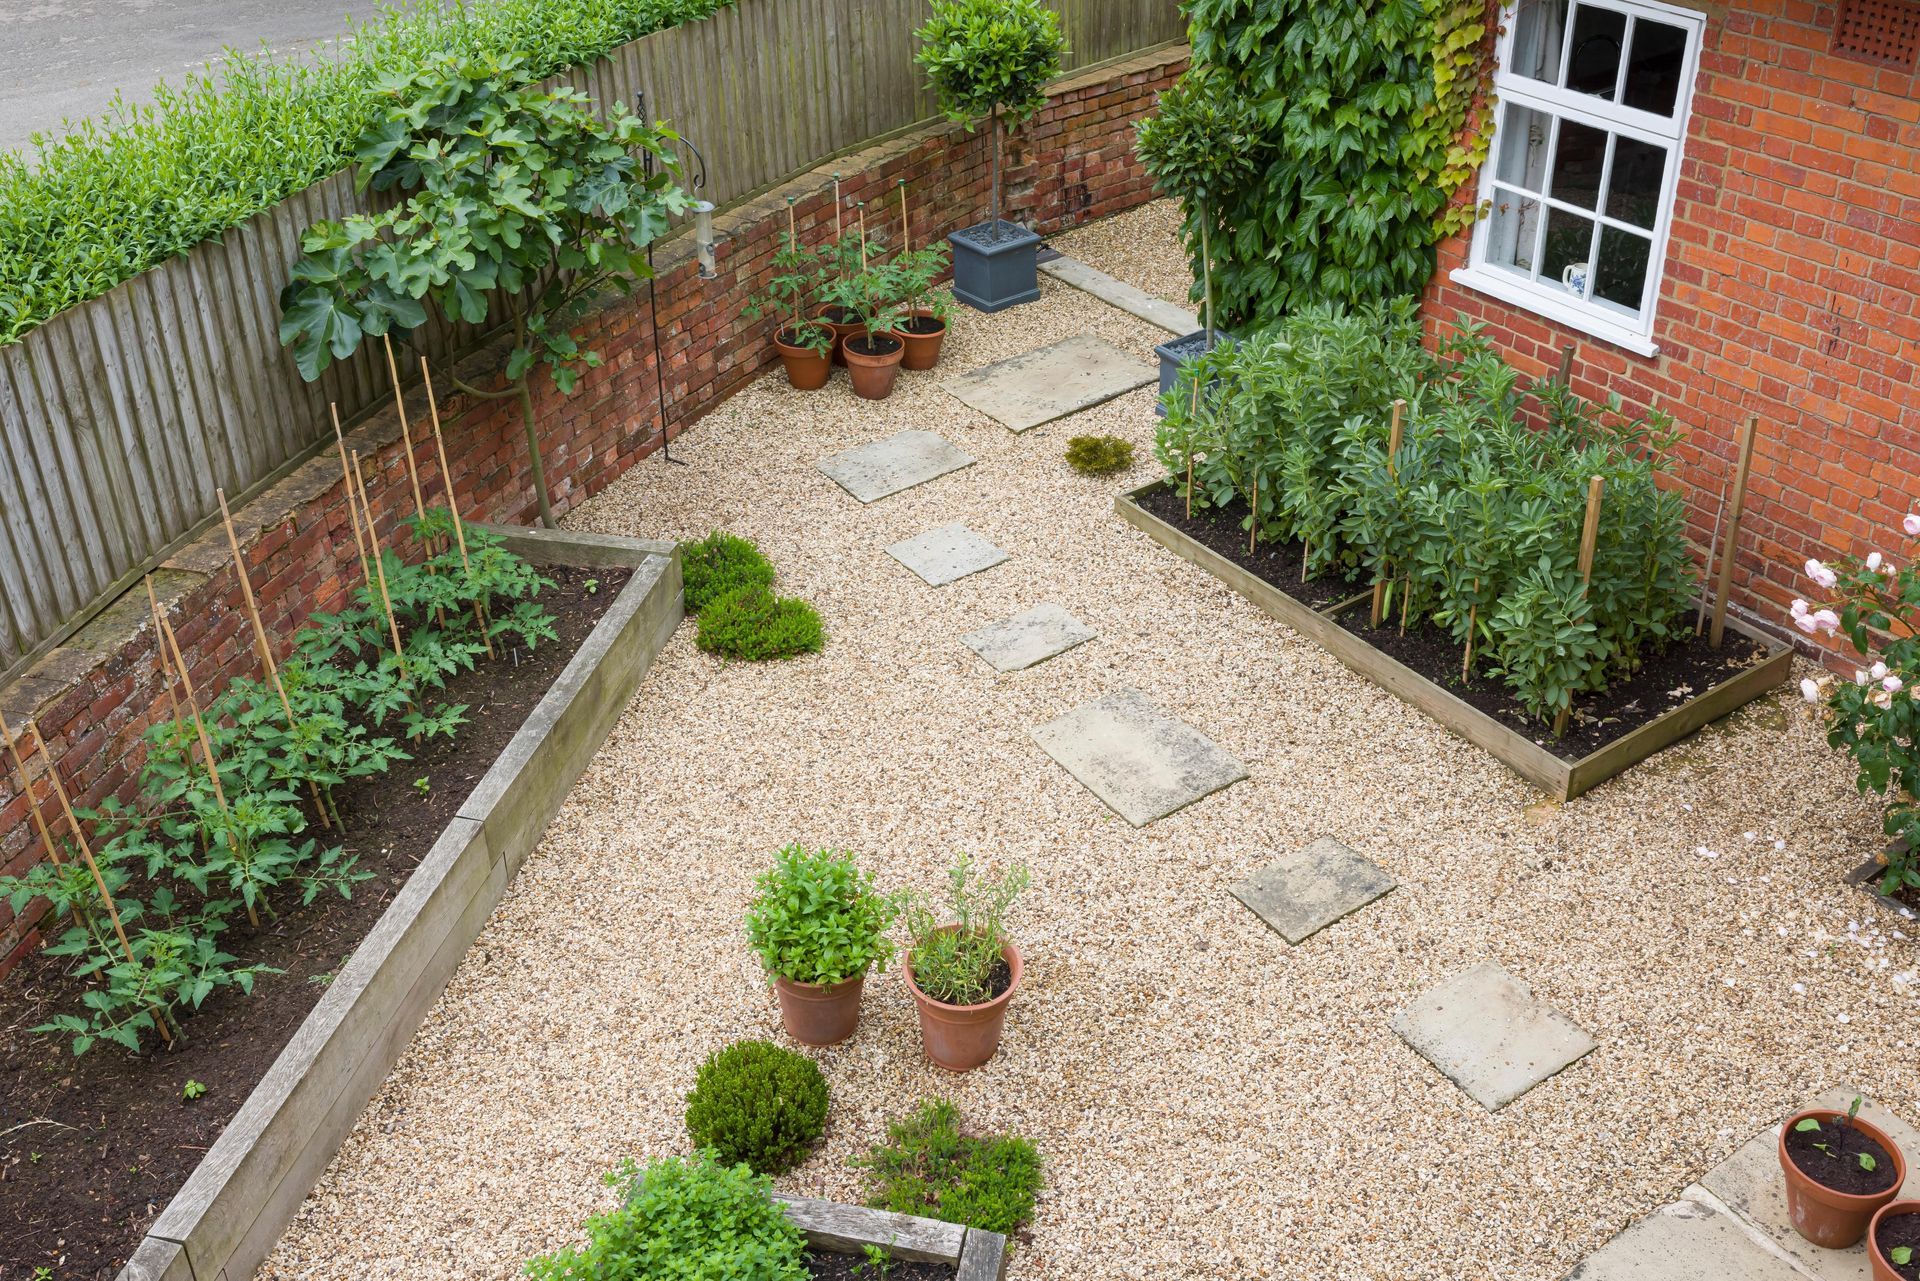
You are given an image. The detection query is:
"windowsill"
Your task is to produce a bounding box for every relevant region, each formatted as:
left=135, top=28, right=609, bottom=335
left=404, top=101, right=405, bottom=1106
left=1448, top=267, right=1663, bottom=359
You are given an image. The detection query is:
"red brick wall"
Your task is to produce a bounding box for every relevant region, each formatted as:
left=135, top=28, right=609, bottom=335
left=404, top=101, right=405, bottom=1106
left=0, top=47, right=1187, bottom=974
left=1420, top=1, right=1919, bottom=658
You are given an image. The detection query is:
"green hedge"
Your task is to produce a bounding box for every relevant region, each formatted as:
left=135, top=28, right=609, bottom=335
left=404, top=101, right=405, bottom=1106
left=0, top=0, right=730, bottom=343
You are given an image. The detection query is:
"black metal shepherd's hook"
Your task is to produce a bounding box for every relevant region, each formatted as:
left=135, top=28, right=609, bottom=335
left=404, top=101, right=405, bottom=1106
left=638, top=90, right=710, bottom=468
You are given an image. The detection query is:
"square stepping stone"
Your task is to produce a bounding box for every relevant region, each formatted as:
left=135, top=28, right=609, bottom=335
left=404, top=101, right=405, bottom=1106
left=1561, top=1195, right=1810, bottom=1281
left=942, top=334, right=1155, bottom=433
left=886, top=523, right=1008, bottom=587
left=1029, top=689, right=1246, bottom=827
left=817, top=430, right=974, bottom=504
left=961, top=603, right=1096, bottom=672
left=1230, top=838, right=1396, bottom=944
left=1392, top=961, right=1597, bottom=1112
left=1699, top=1087, right=1919, bottom=1281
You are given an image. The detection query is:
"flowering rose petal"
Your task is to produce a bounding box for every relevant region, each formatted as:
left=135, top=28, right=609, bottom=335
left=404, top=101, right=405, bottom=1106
left=1905, top=513, right=1920, bottom=537
left=1886, top=675, right=1904, bottom=693
left=1868, top=551, right=1884, bottom=571
left=1800, top=678, right=1821, bottom=702
left=1873, top=661, right=1889, bottom=679
left=1791, top=598, right=1810, bottom=617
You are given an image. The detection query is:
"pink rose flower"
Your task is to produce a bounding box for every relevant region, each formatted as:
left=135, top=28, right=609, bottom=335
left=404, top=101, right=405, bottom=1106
left=1867, top=551, right=1884, bottom=572
left=1904, top=513, right=1920, bottom=537
left=1812, top=609, right=1842, bottom=635
left=1872, top=688, right=1895, bottom=710
left=1806, top=559, right=1838, bottom=589
left=1791, top=598, right=1810, bottom=618
left=1873, top=661, right=1889, bottom=679
left=1795, top=613, right=1819, bottom=635
left=1886, top=675, right=1905, bottom=693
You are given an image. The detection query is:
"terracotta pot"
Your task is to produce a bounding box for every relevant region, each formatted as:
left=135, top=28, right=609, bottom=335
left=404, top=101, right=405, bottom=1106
left=816, top=306, right=862, bottom=367
left=843, top=333, right=905, bottom=401
left=896, top=313, right=947, bottom=371
left=1779, top=1109, right=1909, bottom=1249
left=902, top=927, right=1022, bottom=1072
left=773, top=329, right=832, bottom=391
left=771, top=971, right=866, bottom=1046
left=1870, top=1201, right=1920, bottom=1281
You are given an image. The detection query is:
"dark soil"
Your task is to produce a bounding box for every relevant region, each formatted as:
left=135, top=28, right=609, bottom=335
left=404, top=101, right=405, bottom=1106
left=847, top=334, right=902, bottom=358
left=899, top=315, right=945, bottom=335
left=820, top=306, right=860, bottom=325
left=0, top=565, right=628, bottom=1281
left=1135, top=488, right=1774, bottom=761
left=1888, top=880, right=1920, bottom=914
left=806, top=1247, right=953, bottom=1280
left=1784, top=1115, right=1900, bottom=1195
left=1876, top=1209, right=1920, bottom=1281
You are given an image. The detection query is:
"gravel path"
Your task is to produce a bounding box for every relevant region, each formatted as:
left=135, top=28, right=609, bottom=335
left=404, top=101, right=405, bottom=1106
left=261, top=207, right=1918, bottom=1281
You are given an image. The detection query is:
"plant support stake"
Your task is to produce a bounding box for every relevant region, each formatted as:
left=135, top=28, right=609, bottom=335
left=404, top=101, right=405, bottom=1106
left=381, top=334, right=431, bottom=528
left=1371, top=399, right=1407, bottom=627
left=350, top=449, right=411, bottom=682
left=1554, top=474, right=1608, bottom=737
left=0, top=708, right=62, bottom=871
left=1710, top=414, right=1759, bottom=649
left=331, top=404, right=374, bottom=589
left=421, top=358, right=496, bottom=660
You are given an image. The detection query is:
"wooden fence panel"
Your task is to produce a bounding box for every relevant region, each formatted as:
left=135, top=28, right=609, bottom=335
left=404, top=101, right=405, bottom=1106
left=0, top=0, right=1182, bottom=677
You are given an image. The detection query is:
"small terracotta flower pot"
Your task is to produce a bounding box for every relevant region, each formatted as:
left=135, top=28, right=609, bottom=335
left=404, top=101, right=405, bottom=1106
left=771, top=971, right=866, bottom=1047
left=1779, top=1109, right=1909, bottom=1249
left=902, top=928, right=1021, bottom=1073
left=896, top=313, right=947, bottom=371
left=816, top=306, right=862, bottom=367
left=773, top=329, right=832, bottom=391
left=1870, top=1201, right=1920, bottom=1281
left=843, top=333, right=905, bottom=401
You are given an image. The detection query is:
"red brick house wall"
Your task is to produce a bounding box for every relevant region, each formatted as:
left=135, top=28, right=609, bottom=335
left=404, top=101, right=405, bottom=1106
left=0, top=47, right=1186, bottom=974
left=1421, top=1, right=1919, bottom=656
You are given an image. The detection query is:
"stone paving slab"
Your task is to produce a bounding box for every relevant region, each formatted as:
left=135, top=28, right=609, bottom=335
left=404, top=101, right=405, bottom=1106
left=1230, top=838, right=1397, bottom=944
left=942, top=334, right=1155, bottom=433
left=1029, top=688, right=1247, bottom=827
left=1392, top=961, right=1597, bottom=1111
left=1698, top=1087, right=1920, bottom=1280
left=1036, top=255, right=1199, bottom=334
left=886, top=523, right=1009, bottom=587
left=817, top=431, right=975, bottom=504
left=961, top=603, right=1097, bottom=672
left=1562, top=1196, right=1811, bottom=1281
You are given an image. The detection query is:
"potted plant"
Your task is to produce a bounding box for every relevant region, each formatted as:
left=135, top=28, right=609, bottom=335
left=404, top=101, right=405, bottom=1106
left=817, top=226, right=873, bottom=367
left=915, top=0, right=1065, bottom=313
left=1870, top=1200, right=1920, bottom=1281
left=1134, top=67, right=1264, bottom=414
left=745, top=844, right=898, bottom=1046
left=901, top=856, right=1028, bottom=1072
left=1778, top=1096, right=1908, bottom=1248
left=745, top=217, right=834, bottom=391
left=821, top=241, right=910, bottom=401
left=890, top=242, right=953, bottom=370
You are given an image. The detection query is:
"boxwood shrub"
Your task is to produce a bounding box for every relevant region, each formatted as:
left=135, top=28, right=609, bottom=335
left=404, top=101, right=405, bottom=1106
left=683, top=1039, right=829, bottom=1175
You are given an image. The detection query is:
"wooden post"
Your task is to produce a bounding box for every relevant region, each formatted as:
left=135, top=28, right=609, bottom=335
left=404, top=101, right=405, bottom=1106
left=1710, top=414, right=1759, bottom=649
left=1558, top=343, right=1577, bottom=386
left=1554, top=475, right=1607, bottom=737
left=420, top=358, right=495, bottom=660
left=351, top=449, right=410, bottom=678
left=332, top=404, right=373, bottom=589
left=1371, top=399, right=1407, bottom=627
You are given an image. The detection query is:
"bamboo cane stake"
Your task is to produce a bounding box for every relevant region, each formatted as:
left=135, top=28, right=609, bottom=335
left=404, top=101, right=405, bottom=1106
left=351, top=449, right=409, bottom=679
left=381, top=334, right=430, bottom=528
left=1710, top=414, right=1759, bottom=650
left=1463, top=577, right=1480, bottom=681
left=1554, top=474, right=1608, bottom=737
left=0, top=710, right=62, bottom=870
left=1248, top=472, right=1259, bottom=555
left=833, top=173, right=842, bottom=239
left=145, top=578, right=245, bottom=896
left=1695, top=472, right=1732, bottom=636
left=420, top=358, right=495, bottom=660
left=898, top=178, right=910, bottom=252
left=332, top=404, right=373, bottom=589
left=148, top=593, right=182, bottom=726
left=857, top=202, right=868, bottom=270
left=787, top=195, right=797, bottom=248
left=1371, top=399, right=1407, bottom=627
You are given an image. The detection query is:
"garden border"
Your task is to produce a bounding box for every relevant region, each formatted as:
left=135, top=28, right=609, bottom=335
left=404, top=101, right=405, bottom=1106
left=776, top=1197, right=1009, bottom=1281
left=117, top=526, right=684, bottom=1281
left=1847, top=857, right=1919, bottom=924
left=1115, top=479, right=1795, bottom=801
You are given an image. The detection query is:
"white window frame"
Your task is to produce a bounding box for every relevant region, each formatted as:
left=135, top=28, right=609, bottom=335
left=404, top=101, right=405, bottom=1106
left=1452, top=0, right=1706, bottom=358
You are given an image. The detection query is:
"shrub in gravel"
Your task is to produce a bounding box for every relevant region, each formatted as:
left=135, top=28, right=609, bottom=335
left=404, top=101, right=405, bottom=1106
left=524, top=1150, right=807, bottom=1280
left=854, top=1098, right=1041, bottom=1236
left=1064, top=434, right=1135, bottom=476
left=684, top=1040, right=829, bottom=1175
left=695, top=586, right=825, bottom=662
left=681, top=531, right=776, bottom=614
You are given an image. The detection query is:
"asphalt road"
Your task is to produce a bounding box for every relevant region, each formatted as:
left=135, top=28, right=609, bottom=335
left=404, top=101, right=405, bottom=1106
left=0, top=0, right=384, bottom=156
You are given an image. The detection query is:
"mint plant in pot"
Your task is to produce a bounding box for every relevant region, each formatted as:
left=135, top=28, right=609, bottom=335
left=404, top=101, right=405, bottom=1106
left=1778, top=1096, right=1908, bottom=1249
left=902, top=856, right=1028, bottom=1072
left=915, top=0, right=1064, bottom=313
left=745, top=213, right=834, bottom=391
left=746, top=844, right=898, bottom=1046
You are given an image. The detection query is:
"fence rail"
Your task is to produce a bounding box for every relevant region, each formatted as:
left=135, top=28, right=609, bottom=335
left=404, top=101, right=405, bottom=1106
left=0, top=0, right=1183, bottom=681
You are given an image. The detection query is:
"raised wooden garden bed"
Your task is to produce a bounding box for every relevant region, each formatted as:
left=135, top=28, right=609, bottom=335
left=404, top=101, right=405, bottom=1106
left=87, top=527, right=683, bottom=1281
left=778, top=1197, right=1008, bottom=1281
left=1117, top=480, right=1794, bottom=801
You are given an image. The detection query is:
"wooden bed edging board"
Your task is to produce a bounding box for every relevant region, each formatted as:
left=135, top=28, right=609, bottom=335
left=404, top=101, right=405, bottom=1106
left=1848, top=857, right=1919, bottom=925
left=777, top=1197, right=1010, bottom=1281
left=1115, top=480, right=1794, bottom=802
left=118, top=528, right=684, bottom=1281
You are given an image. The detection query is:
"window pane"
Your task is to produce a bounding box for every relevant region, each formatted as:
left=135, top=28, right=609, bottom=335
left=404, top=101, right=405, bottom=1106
left=1485, top=187, right=1546, bottom=277
left=1622, top=19, right=1688, bottom=115
left=1549, top=120, right=1608, bottom=209
left=1594, top=226, right=1653, bottom=311
left=1497, top=104, right=1554, bottom=192
left=1566, top=4, right=1627, bottom=100
left=1605, top=136, right=1667, bottom=228
left=1511, top=0, right=1569, bottom=85
left=1542, top=207, right=1598, bottom=297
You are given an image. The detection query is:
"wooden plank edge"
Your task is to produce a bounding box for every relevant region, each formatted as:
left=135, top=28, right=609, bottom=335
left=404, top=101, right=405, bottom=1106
left=775, top=1196, right=968, bottom=1263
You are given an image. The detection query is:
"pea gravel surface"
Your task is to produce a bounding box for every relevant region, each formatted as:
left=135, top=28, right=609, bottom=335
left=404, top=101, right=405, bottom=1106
left=259, top=207, right=1919, bottom=1281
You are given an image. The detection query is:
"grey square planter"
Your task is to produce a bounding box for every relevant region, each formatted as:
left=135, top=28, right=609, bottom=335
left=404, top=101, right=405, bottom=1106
left=949, top=220, right=1041, bottom=313
left=1153, top=328, right=1231, bottom=417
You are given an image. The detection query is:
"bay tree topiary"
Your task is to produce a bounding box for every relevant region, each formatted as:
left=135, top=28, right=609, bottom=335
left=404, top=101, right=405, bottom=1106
left=277, top=53, right=693, bottom=527
left=914, top=0, right=1066, bottom=235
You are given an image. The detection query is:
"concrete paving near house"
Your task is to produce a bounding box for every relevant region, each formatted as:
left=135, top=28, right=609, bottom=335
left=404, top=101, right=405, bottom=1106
left=961, top=603, right=1097, bottom=673
left=1392, top=961, right=1598, bottom=1111
left=1029, top=688, right=1248, bottom=827
left=885, top=523, right=1009, bottom=587
left=1036, top=256, right=1198, bottom=335
left=816, top=430, right=975, bottom=504
left=1564, top=1197, right=1810, bottom=1280
left=941, top=333, right=1156, bottom=433
left=1230, top=837, right=1397, bottom=944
